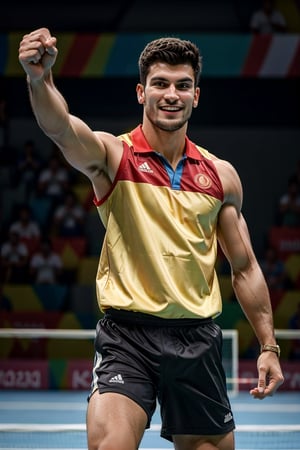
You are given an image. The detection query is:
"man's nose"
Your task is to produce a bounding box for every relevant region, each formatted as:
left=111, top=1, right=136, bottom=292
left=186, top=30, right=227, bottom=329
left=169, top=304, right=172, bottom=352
left=164, top=85, right=179, bottom=100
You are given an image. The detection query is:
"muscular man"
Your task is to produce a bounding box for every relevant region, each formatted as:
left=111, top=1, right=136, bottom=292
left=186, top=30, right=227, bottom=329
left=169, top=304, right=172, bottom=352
left=19, top=29, right=284, bottom=450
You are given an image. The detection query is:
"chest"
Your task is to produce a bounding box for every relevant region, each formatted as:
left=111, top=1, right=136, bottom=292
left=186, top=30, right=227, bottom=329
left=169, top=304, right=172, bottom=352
left=119, top=152, right=223, bottom=200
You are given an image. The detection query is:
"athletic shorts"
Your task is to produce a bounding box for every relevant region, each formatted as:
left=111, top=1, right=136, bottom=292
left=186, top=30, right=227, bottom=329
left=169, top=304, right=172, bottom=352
left=89, top=308, right=235, bottom=442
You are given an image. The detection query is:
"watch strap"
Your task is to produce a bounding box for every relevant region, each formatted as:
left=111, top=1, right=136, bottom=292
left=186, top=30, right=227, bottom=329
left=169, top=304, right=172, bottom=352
left=260, top=344, right=280, bottom=357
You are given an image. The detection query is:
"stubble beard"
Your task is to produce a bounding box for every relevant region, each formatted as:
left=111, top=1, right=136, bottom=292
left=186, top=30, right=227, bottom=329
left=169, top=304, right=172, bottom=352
left=148, top=111, right=192, bottom=132
left=154, top=119, right=186, bottom=132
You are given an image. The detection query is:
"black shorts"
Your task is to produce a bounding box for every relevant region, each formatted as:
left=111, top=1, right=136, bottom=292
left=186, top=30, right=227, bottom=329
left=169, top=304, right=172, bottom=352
left=89, top=308, right=235, bottom=442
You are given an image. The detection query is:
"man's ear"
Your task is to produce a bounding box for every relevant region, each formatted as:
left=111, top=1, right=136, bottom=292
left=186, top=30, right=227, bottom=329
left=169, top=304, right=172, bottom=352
left=193, top=87, right=200, bottom=108
left=136, top=83, right=145, bottom=104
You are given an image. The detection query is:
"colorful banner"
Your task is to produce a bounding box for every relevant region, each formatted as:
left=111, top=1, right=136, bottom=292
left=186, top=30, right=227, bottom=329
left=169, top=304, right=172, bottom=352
left=1, top=32, right=299, bottom=78
left=0, top=359, right=48, bottom=389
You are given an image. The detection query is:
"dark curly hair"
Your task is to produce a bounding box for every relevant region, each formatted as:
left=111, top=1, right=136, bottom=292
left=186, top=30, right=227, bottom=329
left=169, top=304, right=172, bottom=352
left=138, top=37, right=202, bottom=86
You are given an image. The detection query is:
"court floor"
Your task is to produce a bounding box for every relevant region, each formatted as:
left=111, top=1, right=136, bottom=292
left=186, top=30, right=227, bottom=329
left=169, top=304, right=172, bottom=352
left=0, top=390, right=299, bottom=449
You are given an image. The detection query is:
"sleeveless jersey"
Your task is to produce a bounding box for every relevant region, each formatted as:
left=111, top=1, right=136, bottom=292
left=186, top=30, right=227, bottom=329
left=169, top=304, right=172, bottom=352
left=94, top=125, right=224, bottom=319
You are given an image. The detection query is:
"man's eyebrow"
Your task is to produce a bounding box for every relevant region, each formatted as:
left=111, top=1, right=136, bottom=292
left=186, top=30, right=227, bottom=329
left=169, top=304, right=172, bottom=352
left=150, top=76, right=168, bottom=82
left=177, top=77, right=194, bottom=84
left=150, top=76, right=193, bottom=83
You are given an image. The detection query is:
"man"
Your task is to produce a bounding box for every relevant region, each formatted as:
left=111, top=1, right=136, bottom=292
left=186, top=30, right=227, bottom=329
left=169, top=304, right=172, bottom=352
left=19, top=29, right=284, bottom=450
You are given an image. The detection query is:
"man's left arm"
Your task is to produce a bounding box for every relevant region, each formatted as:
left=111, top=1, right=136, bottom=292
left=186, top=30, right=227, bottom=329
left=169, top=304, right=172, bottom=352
left=217, top=204, right=284, bottom=398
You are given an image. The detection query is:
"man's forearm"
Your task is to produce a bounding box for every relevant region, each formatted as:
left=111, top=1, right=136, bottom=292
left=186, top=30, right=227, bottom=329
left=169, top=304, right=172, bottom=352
left=27, top=72, right=69, bottom=139
left=232, top=269, right=277, bottom=346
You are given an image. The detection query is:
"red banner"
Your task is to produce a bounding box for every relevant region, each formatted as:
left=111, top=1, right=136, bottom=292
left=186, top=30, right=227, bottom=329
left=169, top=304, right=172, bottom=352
left=0, top=359, right=48, bottom=389
left=67, top=360, right=93, bottom=390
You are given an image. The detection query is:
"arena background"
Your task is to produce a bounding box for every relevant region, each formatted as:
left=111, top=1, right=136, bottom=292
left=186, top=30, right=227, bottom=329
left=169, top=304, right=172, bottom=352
left=0, top=0, right=299, bottom=390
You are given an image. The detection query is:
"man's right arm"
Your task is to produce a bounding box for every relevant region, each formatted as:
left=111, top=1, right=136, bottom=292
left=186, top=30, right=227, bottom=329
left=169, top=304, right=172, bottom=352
left=18, top=28, right=120, bottom=186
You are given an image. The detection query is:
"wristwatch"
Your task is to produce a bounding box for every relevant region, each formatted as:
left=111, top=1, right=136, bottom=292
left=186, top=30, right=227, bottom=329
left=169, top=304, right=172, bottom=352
left=260, top=344, right=280, bottom=358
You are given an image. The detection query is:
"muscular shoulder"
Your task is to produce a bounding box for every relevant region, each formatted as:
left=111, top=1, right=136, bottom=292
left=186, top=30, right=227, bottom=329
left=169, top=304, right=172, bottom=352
left=214, top=158, right=243, bottom=212
left=193, top=145, right=242, bottom=210
left=94, top=130, right=123, bottom=150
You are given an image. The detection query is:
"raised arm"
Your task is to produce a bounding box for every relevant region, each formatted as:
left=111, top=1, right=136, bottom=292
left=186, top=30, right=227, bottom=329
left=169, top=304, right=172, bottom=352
left=18, top=28, right=122, bottom=197
left=216, top=159, right=284, bottom=399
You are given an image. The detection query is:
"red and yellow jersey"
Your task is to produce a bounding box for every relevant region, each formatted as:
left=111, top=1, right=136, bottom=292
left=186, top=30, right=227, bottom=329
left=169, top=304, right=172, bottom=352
left=94, top=125, right=224, bottom=319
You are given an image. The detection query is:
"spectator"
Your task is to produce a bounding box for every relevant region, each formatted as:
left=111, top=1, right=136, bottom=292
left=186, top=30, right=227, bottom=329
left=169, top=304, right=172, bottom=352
left=259, top=245, right=293, bottom=291
left=37, top=154, right=70, bottom=206
left=9, top=204, right=41, bottom=254
left=276, top=177, right=300, bottom=227
left=250, top=0, right=287, bottom=33
left=0, top=230, right=29, bottom=283
left=52, top=190, right=86, bottom=237
left=9, top=205, right=41, bottom=240
left=16, top=139, right=42, bottom=197
left=29, top=238, right=63, bottom=284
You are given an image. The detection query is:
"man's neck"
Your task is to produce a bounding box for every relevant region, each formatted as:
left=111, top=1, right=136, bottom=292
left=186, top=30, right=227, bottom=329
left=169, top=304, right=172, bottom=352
left=141, top=123, right=187, bottom=169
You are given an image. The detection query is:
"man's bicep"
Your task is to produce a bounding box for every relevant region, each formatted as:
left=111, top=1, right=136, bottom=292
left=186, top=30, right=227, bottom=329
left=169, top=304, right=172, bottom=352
left=217, top=205, right=254, bottom=272
left=57, top=116, right=109, bottom=177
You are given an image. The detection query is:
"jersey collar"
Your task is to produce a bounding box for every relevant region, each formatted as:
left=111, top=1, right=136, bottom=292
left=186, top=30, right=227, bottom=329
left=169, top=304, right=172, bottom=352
left=130, top=124, right=203, bottom=161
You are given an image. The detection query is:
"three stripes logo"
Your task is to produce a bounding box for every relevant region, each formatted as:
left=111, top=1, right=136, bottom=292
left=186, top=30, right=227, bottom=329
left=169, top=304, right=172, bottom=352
left=138, top=162, right=153, bottom=173
left=224, top=412, right=233, bottom=423
left=108, top=374, right=124, bottom=384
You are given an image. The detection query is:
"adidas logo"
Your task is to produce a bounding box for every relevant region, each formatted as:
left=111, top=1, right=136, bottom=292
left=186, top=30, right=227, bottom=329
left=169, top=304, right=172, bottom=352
left=138, top=162, right=153, bottom=173
left=108, top=374, right=124, bottom=384
left=224, top=412, right=233, bottom=423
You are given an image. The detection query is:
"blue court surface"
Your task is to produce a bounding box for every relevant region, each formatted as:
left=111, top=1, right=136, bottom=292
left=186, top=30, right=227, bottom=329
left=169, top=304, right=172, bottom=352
left=0, top=390, right=299, bottom=449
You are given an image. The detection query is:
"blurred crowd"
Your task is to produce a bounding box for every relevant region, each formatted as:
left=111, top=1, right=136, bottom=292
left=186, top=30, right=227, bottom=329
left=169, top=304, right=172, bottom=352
left=0, top=138, right=95, bottom=286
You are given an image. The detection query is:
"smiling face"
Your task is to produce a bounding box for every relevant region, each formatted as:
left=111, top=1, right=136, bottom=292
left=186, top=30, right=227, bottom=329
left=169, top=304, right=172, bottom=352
left=137, top=62, right=200, bottom=133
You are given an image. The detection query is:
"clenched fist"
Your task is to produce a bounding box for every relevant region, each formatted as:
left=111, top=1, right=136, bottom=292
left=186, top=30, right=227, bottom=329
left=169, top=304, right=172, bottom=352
left=19, top=28, right=58, bottom=81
